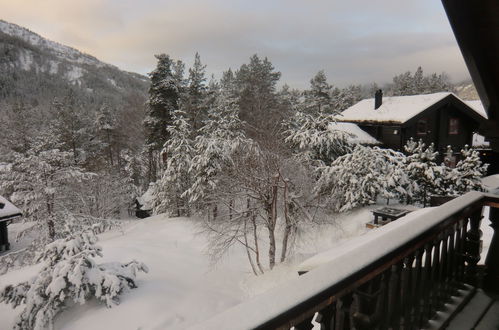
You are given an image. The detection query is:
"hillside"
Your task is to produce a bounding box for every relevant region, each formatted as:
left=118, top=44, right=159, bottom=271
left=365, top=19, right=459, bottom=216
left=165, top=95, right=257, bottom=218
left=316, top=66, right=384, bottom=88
left=454, top=80, right=480, bottom=100
left=0, top=19, right=148, bottom=112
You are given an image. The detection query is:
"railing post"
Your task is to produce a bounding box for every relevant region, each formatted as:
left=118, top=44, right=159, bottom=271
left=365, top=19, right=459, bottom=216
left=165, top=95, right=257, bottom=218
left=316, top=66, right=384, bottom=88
left=485, top=207, right=499, bottom=293
left=464, top=211, right=482, bottom=286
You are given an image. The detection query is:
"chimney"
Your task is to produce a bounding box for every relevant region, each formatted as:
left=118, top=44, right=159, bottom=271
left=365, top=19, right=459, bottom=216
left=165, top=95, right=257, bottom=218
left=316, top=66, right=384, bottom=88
left=374, top=89, right=383, bottom=109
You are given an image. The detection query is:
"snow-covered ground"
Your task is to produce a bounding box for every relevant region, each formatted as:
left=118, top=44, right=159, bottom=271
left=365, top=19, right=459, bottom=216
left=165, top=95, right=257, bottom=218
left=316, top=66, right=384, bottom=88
left=0, top=200, right=495, bottom=330
left=0, top=207, right=379, bottom=329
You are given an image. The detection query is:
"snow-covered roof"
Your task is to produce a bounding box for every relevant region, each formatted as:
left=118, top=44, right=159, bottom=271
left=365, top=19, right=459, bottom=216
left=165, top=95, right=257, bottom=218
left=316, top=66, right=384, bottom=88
left=329, top=122, right=380, bottom=145
left=339, top=92, right=487, bottom=124
left=473, top=133, right=490, bottom=148
left=0, top=196, right=22, bottom=222
left=465, top=100, right=488, bottom=119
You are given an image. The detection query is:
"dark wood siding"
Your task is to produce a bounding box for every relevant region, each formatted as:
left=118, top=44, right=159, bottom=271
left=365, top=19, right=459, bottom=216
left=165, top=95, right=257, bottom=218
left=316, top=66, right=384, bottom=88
left=352, top=97, right=482, bottom=153
left=381, top=126, right=402, bottom=150
left=437, top=105, right=476, bottom=151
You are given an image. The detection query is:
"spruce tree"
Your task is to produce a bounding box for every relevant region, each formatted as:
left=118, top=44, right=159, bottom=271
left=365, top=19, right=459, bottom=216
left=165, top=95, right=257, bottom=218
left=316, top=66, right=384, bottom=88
left=187, top=89, right=249, bottom=205
left=404, top=139, right=445, bottom=206
left=153, top=110, right=193, bottom=216
left=144, top=54, right=180, bottom=182
left=450, top=145, right=488, bottom=194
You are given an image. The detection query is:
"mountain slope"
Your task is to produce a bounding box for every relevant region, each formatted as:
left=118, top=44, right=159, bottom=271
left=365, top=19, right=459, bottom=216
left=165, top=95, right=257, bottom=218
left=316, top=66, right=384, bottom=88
left=0, top=19, right=148, bottom=108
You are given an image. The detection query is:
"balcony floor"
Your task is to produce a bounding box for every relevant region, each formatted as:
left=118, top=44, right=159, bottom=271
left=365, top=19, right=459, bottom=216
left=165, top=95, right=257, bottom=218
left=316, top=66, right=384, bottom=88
left=445, top=289, right=499, bottom=330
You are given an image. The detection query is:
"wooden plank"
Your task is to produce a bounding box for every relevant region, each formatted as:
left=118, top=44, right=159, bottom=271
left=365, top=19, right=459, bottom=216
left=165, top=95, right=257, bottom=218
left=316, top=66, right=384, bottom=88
left=446, top=289, right=493, bottom=330
left=476, top=301, right=499, bottom=330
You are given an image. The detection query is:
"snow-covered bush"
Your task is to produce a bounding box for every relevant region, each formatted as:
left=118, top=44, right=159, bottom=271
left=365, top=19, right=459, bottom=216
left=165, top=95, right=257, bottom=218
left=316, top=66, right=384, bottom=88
left=448, top=145, right=488, bottom=195
left=315, top=145, right=415, bottom=212
left=285, top=110, right=352, bottom=165
left=404, top=139, right=446, bottom=206
left=0, top=231, right=148, bottom=330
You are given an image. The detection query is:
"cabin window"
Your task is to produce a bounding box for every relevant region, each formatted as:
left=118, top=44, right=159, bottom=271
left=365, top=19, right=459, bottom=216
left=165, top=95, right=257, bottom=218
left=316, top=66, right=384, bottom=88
left=416, top=118, right=427, bottom=135
left=449, top=118, right=459, bottom=135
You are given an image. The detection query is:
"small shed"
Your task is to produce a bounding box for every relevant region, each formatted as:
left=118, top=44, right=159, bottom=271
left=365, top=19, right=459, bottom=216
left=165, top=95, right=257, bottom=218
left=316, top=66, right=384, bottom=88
left=0, top=196, right=22, bottom=252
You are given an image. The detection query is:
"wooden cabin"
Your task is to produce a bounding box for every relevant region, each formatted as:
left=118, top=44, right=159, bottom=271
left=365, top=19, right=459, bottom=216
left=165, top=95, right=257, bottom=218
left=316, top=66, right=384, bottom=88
left=340, top=92, right=488, bottom=154
left=0, top=196, right=22, bottom=252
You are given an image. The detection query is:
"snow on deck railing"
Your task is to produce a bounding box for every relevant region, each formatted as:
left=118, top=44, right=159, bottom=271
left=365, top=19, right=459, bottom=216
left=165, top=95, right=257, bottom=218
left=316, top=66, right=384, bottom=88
left=188, top=191, right=497, bottom=330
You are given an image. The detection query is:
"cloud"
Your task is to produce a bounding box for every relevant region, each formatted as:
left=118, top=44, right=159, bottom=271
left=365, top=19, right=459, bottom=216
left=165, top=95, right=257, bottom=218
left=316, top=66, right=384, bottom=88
left=0, top=0, right=470, bottom=88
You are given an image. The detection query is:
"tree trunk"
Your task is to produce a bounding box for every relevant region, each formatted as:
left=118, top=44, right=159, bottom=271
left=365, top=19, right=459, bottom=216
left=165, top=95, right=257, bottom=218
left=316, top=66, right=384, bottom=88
left=280, top=179, right=292, bottom=263
left=107, top=130, right=114, bottom=167
left=252, top=213, right=264, bottom=274
left=243, top=218, right=258, bottom=276
left=267, top=175, right=279, bottom=270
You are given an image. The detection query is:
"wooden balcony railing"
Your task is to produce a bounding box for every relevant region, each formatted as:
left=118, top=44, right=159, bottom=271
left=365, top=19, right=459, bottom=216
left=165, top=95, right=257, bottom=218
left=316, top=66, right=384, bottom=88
left=189, top=191, right=499, bottom=330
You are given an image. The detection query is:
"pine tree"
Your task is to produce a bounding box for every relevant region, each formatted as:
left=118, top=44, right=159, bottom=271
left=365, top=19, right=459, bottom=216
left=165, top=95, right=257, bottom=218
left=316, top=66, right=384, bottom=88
left=0, top=102, right=37, bottom=156
left=336, top=84, right=363, bottom=111
left=285, top=110, right=352, bottom=165
left=187, top=90, right=249, bottom=205
left=304, top=70, right=332, bottom=115
left=144, top=54, right=180, bottom=182
left=392, top=71, right=414, bottom=96
left=51, top=91, right=89, bottom=164
left=404, top=139, right=445, bottom=206
left=185, top=52, right=207, bottom=132
left=153, top=110, right=193, bottom=216
left=235, top=54, right=281, bottom=139
left=315, top=145, right=414, bottom=211
left=450, top=145, right=488, bottom=194
left=413, top=66, right=425, bottom=94
left=94, top=104, right=118, bottom=168
left=0, top=129, right=89, bottom=240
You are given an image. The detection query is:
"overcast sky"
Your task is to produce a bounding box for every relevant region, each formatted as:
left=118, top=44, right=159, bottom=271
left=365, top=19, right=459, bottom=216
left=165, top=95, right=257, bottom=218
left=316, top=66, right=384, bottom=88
left=1, top=0, right=470, bottom=88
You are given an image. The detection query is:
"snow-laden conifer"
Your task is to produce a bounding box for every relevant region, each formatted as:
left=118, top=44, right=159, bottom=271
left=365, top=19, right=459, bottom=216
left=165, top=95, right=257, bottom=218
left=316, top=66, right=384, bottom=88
left=285, top=110, right=352, bottom=165
left=0, top=231, right=147, bottom=330
left=187, top=90, right=250, bottom=205
left=0, top=129, right=90, bottom=240
left=404, top=139, right=445, bottom=205
left=315, top=145, right=414, bottom=211
left=449, top=145, right=487, bottom=194
left=153, top=110, right=193, bottom=216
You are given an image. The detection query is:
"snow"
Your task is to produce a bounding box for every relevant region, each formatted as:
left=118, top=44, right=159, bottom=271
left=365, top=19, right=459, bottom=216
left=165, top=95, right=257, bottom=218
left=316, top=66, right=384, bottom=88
left=136, top=184, right=156, bottom=210
left=473, top=133, right=490, bottom=148
left=188, top=192, right=486, bottom=330
left=1, top=192, right=495, bottom=329
left=328, top=122, right=380, bottom=145
left=340, top=92, right=487, bottom=124
left=0, top=196, right=22, bottom=221
left=297, top=207, right=428, bottom=272
left=18, top=50, right=33, bottom=71
left=482, top=174, right=499, bottom=193
left=465, top=100, right=488, bottom=119
left=0, top=216, right=249, bottom=329
left=65, top=66, right=84, bottom=83
left=107, top=78, right=117, bottom=87
left=0, top=20, right=108, bottom=68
